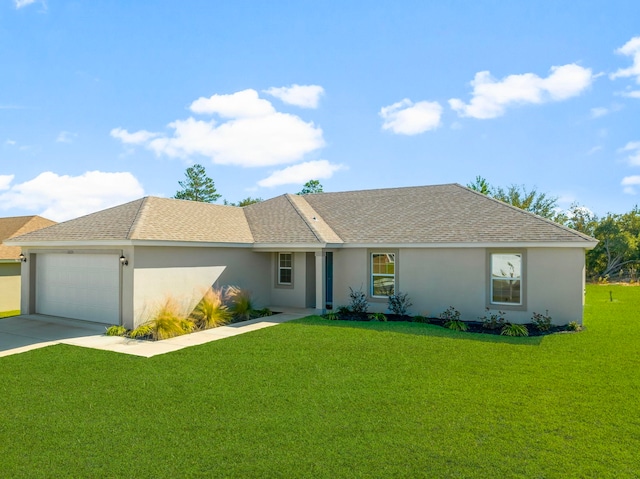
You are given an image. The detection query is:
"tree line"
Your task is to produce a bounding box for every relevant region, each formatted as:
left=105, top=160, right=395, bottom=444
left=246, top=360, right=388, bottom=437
left=173, top=165, right=639, bottom=281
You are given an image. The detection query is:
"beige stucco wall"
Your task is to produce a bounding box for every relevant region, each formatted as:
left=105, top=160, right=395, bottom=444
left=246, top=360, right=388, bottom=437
left=332, top=247, right=586, bottom=325
left=269, top=252, right=310, bottom=309
left=129, top=246, right=271, bottom=328
left=0, top=263, right=21, bottom=312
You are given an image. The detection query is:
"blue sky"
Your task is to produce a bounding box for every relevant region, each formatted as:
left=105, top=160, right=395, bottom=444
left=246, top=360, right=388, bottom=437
left=1, top=1, right=640, bottom=221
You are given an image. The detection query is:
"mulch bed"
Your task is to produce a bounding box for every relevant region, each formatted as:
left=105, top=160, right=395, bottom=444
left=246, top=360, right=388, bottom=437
left=328, top=312, right=572, bottom=336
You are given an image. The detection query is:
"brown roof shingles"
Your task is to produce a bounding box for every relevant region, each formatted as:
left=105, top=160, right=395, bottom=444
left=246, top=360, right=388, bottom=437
left=0, top=216, right=56, bottom=259
left=5, top=185, right=597, bottom=246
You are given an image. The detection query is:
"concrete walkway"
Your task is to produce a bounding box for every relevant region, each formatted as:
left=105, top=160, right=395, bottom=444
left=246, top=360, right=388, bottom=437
left=0, top=308, right=316, bottom=358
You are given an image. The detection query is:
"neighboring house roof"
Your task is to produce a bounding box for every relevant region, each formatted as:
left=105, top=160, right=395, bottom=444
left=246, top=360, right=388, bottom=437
left=5, top=184, right=597, bottom=248
left=0, top=215, right=57, bottom=260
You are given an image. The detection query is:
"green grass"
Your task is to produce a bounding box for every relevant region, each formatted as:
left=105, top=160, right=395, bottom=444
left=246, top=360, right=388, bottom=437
left=0, top=309, right=20, bottom=318
left=1, top=285, right=639, bottom=478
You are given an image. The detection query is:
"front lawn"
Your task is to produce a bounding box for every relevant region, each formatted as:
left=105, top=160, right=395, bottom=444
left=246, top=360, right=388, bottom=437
left=1, top=285, right=639, bottom=478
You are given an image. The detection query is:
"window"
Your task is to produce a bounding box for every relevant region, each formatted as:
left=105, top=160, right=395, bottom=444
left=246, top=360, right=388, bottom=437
left=490, top=253, right=522, bottom=305
left=278, top=253, right=293, bottom=285
left=371, top=252, right=395, bottom=297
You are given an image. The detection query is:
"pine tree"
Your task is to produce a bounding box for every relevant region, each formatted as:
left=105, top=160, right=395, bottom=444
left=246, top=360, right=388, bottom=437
left=173, top=164, right=221, bottom=203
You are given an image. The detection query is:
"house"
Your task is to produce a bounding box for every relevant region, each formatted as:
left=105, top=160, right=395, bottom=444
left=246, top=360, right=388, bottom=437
left=0, top=215, right=56, bottom=313
left=4, top=184, right=597, bottom=328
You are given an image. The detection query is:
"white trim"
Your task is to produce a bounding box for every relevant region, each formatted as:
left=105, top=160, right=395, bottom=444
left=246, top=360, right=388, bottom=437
left=6, top=240, right=598, bottom=250
left=341, top=242, right=598, bottom=250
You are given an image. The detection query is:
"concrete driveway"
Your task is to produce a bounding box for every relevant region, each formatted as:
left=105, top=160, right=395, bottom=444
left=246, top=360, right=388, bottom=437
left=0, top=309, right=312, bottom=358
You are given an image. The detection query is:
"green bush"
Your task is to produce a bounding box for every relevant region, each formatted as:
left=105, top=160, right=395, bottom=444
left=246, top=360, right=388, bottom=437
left=105, top=325, right=127, bottom=336
left=348, top=287, right=369, bottom=313
left=567, top=321, right=583, bottom=331
left=129, top=324, right=153, bottom=339
left=439, top=306, right=461, bottom=322
left=336, top=306, right=351, bottom=316
left=256, top=308, right=273, bottom=317
left=191, top=288, right=232, bottom=329
left=479, top=308, right=506, bottom=330
left=501, top=323, right=529, bottom=337
left=323, top=312, right=339, bottom=320
left=531, top=310, right=552, bottom=331
left=445, top=319, right=468, bottom=331
left=412, top=315, right=430, bottom=324
left=368, top=312, right=387, bottom=322
left=388, top=292, right=412, bottom=316
left=226, top=286, right=255, bottom=322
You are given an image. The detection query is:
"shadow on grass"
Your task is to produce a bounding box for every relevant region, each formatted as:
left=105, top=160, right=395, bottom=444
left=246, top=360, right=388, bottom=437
left=292, top=316, right=544, bottom=346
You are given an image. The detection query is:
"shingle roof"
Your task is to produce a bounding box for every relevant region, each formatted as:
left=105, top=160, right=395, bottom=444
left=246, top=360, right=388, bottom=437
left=7, top=197, right=253, bottom=244
left=302, top=184, right=595, bottom=244
left=0, top=216, right=56, bottom=259
left=6, top=185, right=596, bottom=246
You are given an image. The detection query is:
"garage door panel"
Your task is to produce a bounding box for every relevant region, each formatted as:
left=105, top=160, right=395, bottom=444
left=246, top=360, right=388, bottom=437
left=36, top=254, right=120, bottom=324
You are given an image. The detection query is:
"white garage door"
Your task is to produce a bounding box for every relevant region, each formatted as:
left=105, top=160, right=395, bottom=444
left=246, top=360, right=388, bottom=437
left=36, top=253, right=120, bottom=324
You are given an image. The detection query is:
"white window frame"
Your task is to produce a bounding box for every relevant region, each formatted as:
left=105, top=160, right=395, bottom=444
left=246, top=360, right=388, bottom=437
left=370, top=252, right=396, bottom=298
left=278, top=252, right=293, bottom=286
left=488, top=251, right=525, bottom=308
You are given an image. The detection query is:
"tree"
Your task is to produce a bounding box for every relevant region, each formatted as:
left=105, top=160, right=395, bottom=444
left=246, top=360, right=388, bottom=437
left=223, top=197, right=263, bottom=207
left=466, top=176, right=562, bottom=222
left=466, top=176, right=491, bottom=195
left=492, top=184, right=561, bottom=221
left=174, top=164, right=221, bottom=203
left=588, top=208, right=640, bottom=278
left=298, top=180, right=323, bottom=195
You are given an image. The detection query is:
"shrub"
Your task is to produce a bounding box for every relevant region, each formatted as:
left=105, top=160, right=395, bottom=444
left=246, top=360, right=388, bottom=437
left=323, top=312, right=339, bottom=320
left=368, top=312, right=387, bottom=322
left=479, top=308, right=506, bottom=330
left=445, top=319, right=468, bottom=331
left=567, top=321, right=583, bottom=331
left=388, top=292, right=412, bottom=316
left=439, top=306, right=461, bottom=322
left=348, top=287, right=369, bottom=314
left=501, top=323, right=529, bottom=337
left=256, top=308, right=273, bottom=317
left=129, top=324, right=153, bottom=339
left=440, top=306, right=466, bottom=331
left=191, top=288, right=232, bottom=329
left=226, top=286, right=255, bottom=322
left=336, top=306, right=351, bottom=316
left=148, top=297, right=194, bottom=340
left=531, top=310, right=552, bottom=331
left=412, top=315, right=430, bottom=324
left=105, top=325, right=127, bottom=336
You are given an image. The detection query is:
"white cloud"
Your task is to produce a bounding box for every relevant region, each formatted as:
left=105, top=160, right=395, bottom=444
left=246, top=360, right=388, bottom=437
left=190, top=89, right=275, bottom=117
left=110, top=127, right=159, bottom=145
left=0, top=175, right=14, bottom=190
left=257, top=160, right=346, bottom=188
left=5, top=139, right=16, bottom=146
left=621, top=89, right=640, bottom=98
left=590, top=107, right=609, bottom=118
left=379, top=99, right=443, bottom=135
left=0, top=171, right=144, bottom=221
left=115, top=89, right=325, bottom=168
left=611, top=36, right=640, bottom=83
left=618, top=141, right=640, bottom=166
left=264, top=84, right=325, bottom=109
left=622, top=175, right=640, bottom=194
left=587, top=146, right=603, bottom=155
left=449, top=63, right=593, bottom=119
left=14, top=0, right=36, bottom=8
left=56, top=131, right=76, bottom=143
